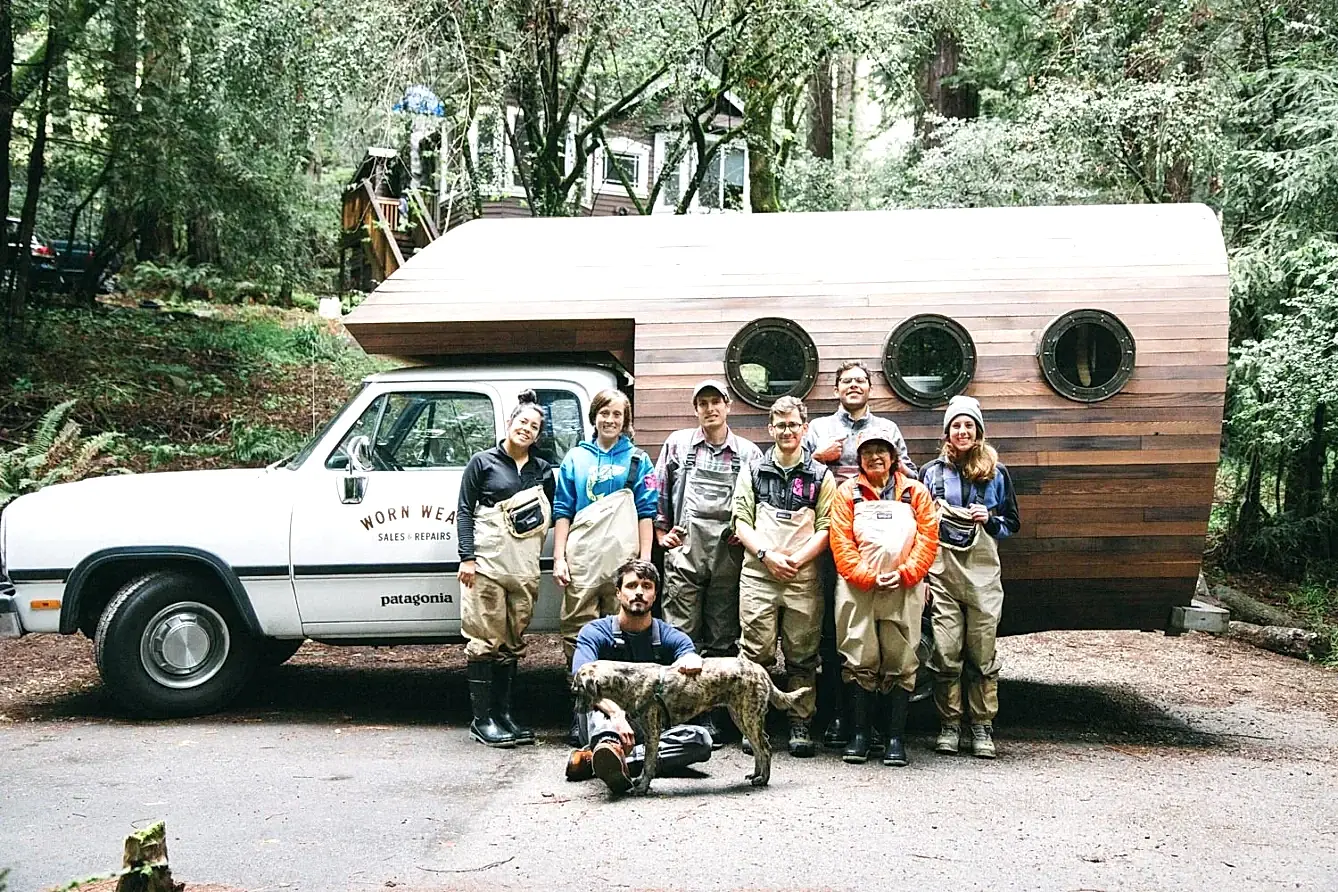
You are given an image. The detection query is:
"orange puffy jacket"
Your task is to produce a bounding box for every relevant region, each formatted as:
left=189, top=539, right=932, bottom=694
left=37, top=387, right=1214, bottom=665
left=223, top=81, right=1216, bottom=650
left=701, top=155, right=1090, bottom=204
left=829, top=471, right=939, bottom=590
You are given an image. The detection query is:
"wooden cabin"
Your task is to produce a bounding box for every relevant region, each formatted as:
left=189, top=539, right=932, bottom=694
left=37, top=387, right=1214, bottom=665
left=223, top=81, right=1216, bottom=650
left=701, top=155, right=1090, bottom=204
left=344, top=205, right=1229, bottom=636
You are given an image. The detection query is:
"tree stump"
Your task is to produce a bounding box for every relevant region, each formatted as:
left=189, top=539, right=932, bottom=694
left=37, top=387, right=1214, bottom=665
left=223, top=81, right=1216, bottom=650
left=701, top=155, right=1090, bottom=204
left=116, top=821, right=181, bottom=892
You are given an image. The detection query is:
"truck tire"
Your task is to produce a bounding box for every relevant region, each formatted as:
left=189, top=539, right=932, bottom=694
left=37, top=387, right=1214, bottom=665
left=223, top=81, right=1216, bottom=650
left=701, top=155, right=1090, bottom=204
left=94, top=570, right=258, bottom=717
left=257, top=638, right=304, bottom=667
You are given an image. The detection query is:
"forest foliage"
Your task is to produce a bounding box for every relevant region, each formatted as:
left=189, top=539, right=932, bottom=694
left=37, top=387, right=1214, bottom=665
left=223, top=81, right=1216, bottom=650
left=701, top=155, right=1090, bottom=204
left=1, top=0, right=1335, bottom=579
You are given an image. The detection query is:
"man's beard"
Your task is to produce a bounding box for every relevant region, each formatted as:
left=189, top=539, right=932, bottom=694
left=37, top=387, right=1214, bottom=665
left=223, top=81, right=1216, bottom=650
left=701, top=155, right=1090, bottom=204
left=624, top=600, right=650, bottom=615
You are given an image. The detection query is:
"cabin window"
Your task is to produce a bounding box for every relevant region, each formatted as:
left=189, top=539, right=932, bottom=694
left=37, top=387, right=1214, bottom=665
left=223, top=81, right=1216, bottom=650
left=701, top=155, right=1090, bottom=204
left=594, top=136, right=651, bottom=196
left=1038, top=309, right=1137, bottom=402
left=603, top=151, right=641, bottom=188
left=883, top=314, right=977, bottom=408
left=725, top=318, right=820, bottom=409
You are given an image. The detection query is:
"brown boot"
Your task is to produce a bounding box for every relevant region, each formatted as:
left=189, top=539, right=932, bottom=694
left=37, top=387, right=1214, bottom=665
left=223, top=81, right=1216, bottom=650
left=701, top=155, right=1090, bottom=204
left=591, top=740, right=633, bottom=793
left=565, top=748, right=594, bottom=782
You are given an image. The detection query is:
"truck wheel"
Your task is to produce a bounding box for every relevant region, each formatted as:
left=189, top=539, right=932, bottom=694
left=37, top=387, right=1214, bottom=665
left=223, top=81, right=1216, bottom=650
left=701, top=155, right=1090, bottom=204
left=94, top=570, right=258, bottom=717
left=257, top=638, right=304, bottom=667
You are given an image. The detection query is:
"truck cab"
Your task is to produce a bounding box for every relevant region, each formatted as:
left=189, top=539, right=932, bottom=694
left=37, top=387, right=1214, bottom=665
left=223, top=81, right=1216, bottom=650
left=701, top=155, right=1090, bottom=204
left=0, top=364, right=617, bottom=716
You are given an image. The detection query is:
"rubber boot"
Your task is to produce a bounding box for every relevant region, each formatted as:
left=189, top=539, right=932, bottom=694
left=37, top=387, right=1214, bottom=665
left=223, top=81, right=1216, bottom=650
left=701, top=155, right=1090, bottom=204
left=823, top=681, right=850, bottom=749
left=492, top=662, right=534, bottom=745
left=882, top=687, right=909, bottom=767
left=467, top=662, right=516, bottom=748
left=567, top=698, right=583, bottom=748
left=841, top=685, right=872, bottom=764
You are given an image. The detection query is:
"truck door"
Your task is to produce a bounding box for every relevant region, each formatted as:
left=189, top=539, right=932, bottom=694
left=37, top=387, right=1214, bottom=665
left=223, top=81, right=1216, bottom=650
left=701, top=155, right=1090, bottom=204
left=289, top=385, right=500, bottom=637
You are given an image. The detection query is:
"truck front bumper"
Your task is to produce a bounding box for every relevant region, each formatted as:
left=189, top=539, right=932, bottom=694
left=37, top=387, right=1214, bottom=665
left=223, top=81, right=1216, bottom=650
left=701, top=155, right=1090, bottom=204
left=0, top=577, right=22, bottom=638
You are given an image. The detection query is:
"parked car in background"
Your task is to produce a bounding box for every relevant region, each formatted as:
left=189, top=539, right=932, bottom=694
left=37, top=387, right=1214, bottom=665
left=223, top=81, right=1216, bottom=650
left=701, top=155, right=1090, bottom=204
left=49, top=238, right=120, bottom=292
left=4, top=216, right=63, bottom=290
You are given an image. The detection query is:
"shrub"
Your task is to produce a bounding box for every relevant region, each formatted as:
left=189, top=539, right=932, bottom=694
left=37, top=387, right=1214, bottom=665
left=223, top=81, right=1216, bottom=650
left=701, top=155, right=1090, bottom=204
left=0, top=401, right=120, bottom=508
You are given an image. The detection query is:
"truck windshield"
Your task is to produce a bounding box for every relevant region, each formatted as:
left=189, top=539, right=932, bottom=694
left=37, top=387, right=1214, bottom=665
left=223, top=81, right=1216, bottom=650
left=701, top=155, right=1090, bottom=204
left=280, top=383, right=368, bottom=470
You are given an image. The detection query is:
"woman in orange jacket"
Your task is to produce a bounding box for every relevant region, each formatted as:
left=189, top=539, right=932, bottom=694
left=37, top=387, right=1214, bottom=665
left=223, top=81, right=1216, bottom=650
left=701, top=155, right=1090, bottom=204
left=828, top=430, right=939, bottom=766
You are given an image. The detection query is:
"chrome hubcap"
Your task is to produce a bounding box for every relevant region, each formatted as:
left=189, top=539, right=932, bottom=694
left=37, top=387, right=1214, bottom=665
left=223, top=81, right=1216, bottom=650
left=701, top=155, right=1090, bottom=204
left=140, top=602, right=230, bottom=689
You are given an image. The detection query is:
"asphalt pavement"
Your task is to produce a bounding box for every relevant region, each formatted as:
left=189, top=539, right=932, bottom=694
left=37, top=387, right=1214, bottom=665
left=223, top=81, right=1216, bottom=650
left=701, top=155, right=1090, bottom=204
left=3, top=631, right=1337, bottom=891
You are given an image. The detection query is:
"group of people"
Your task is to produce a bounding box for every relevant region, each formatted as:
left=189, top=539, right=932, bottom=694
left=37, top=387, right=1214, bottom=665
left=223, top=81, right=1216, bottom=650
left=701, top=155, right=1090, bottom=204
left=454, top=360, right=1020, bottom=792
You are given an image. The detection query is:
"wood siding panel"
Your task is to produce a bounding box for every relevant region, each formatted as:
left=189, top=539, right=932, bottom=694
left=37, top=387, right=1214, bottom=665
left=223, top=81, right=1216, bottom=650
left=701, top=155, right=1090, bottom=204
left=346, top=204, right=1229, bottom=635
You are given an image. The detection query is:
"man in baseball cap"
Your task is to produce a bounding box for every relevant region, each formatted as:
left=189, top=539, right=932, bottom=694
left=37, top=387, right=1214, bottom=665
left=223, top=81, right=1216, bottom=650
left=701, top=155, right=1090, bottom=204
left=652, top=378, right=762, bottom=743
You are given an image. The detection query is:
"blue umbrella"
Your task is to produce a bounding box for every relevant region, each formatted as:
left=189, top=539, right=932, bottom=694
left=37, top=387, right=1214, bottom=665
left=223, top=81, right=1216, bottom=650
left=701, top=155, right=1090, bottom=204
left=394, top=85, right=446, bottom=117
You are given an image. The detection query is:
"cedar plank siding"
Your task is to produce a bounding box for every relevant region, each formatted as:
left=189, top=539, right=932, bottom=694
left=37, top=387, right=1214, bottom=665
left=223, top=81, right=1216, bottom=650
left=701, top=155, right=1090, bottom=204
left=345, top=205, right=1229, bottom=635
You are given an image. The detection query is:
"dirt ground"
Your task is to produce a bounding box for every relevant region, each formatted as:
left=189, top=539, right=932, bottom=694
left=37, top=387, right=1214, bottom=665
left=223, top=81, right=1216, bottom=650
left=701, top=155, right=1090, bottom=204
left=4, top=629, right=1338, bottom=891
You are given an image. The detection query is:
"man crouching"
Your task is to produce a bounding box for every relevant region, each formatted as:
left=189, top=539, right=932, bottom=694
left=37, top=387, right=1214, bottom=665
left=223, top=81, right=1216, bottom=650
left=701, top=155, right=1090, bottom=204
left=566, top=559, right=712, bottom=793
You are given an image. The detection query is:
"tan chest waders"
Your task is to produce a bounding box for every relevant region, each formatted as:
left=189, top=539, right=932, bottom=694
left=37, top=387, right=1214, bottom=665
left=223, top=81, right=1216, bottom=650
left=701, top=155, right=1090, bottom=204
left=462, top=485, right=551, bottom=663
left=472, top=485, right=551, bottom=585
left=737, top=502, right=822, bottom=718
left=835, top=496, right=925, bottom=694
left=662, top=447, right=743, bottom=656
left=927, top=500, right=1005, bottom=724
left=559, top=457, right=643, bottom=663
left=741, top=503, right=818, bottom=582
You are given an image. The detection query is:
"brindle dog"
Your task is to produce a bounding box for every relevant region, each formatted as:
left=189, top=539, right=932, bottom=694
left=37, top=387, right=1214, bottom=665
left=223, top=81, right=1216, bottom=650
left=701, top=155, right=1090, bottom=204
left=572, top=656, right=811, bottom=794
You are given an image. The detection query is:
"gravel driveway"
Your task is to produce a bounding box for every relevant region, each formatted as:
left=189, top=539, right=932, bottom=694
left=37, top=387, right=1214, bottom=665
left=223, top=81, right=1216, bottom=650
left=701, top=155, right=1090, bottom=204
left=2, top=630, right=1336, bottom=892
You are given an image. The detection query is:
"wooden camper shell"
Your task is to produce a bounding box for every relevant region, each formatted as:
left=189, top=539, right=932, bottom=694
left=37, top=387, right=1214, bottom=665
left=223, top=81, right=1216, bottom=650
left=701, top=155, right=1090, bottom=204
left=345, top=204, right=1229, bottom=635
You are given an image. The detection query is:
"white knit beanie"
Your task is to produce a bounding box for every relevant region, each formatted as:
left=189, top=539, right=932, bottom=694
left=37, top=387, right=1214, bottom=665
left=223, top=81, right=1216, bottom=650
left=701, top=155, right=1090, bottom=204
left=943, top=395, right=985, bottom=436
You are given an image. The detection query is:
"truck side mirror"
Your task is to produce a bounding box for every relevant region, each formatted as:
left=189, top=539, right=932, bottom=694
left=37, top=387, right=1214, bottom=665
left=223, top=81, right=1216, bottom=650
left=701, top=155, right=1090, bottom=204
left=340, top=435, right=372, bottom=504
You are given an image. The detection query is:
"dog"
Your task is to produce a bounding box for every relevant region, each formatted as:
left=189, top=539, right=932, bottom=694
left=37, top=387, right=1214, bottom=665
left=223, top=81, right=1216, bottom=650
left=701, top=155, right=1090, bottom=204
left=571, top=656, right=811, bottom=794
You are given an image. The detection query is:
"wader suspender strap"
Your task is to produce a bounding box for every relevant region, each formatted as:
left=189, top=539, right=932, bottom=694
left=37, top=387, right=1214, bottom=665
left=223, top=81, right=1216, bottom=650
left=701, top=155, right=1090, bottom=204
left=675, top=443, right=740, bottom=525
left=624, top=453, right=642, bottom=492
left=610, top=616, right=669, bottom=663
left=684, top=446, right=742, bottom=474
left=930, top=462, right=981, bottom=507
left=752, top=459, right=820, bottom=512
left=853, top=485, right=913, bottom=506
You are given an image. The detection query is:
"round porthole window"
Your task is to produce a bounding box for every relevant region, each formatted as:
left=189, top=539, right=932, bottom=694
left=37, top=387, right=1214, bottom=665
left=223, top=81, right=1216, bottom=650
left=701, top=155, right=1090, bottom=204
left=725, top=318, right=820, bottom=410
left=882, top=314, right=976, bottom=408
left=1037, top=309, right=1136, bottom=402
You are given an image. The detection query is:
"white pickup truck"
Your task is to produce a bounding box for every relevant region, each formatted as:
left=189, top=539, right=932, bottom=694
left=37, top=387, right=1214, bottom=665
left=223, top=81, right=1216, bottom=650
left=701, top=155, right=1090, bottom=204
left=0, top=364, right=616, bottom=716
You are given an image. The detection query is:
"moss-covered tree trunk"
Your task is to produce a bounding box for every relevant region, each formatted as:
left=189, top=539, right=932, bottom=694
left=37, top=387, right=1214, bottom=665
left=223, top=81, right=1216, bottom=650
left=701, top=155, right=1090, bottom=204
left=100, top=0, right=139, bottom=262
left=746, top=87, right=780, bottom=213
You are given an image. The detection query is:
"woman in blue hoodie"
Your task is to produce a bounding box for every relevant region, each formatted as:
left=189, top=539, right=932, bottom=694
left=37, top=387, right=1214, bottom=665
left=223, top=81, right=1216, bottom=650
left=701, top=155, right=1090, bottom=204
left=552, top=388, right=658, bottom=681
left=918, top=395, right=1020, bottom=761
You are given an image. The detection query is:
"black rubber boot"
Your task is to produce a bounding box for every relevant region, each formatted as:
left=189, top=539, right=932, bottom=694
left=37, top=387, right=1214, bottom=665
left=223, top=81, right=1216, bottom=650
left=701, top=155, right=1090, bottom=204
left=882, top=687, right=909, bottom=767
left=841, top=685, right=872, bottom=764
left=567, top=698, right=583, bottom=748
left=823, top=680, right=850, bottom=749
left=492, top=662, right=534, bottom=745
left=467, top=662, right=516, bottom=748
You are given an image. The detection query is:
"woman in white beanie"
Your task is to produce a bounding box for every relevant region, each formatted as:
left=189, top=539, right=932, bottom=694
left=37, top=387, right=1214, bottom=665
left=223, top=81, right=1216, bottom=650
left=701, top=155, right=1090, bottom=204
left=917, top=395, right=1020, bottom=758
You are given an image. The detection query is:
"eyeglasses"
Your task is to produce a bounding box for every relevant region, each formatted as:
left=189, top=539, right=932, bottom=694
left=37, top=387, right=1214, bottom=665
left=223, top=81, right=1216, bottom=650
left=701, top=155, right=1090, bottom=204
left=770, top=422, right=804, bottom=432
left=838, top=376, right=869, bottom=386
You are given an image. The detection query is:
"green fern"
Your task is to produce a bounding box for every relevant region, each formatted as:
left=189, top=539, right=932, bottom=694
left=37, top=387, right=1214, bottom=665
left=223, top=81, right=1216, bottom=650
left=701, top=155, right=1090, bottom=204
left=0, top=402, right=120, bottom=509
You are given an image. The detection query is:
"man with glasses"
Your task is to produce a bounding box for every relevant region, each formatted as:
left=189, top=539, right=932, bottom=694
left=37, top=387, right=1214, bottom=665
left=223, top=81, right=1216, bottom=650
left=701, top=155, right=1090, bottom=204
left=731, top=396, right=835, bottom=757
left=802, top=360, right=915, bottom=749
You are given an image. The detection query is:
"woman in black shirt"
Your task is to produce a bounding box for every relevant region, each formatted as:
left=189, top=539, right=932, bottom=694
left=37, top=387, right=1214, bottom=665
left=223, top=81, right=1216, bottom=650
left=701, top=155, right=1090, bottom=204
left=456, top=390, right=556, bottom=748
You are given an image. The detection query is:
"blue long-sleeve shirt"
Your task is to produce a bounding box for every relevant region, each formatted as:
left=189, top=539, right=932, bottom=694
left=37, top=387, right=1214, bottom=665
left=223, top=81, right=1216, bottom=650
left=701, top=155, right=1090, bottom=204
left=918, top=456, right=1021, bottom=539
left=571, top=617, right=695, bottom=674
left=552, top=435, right=658, bottom=521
